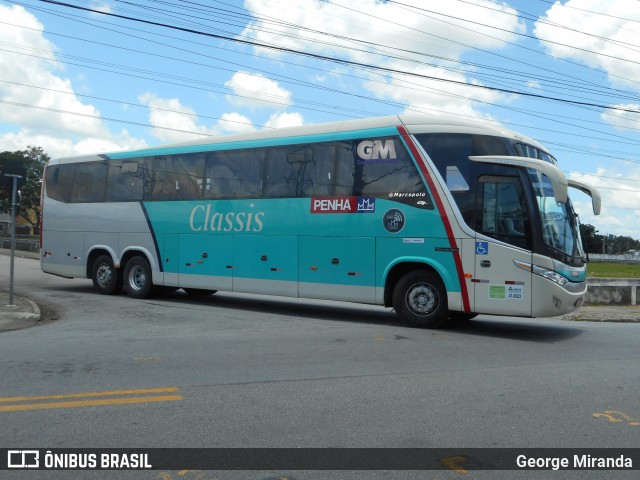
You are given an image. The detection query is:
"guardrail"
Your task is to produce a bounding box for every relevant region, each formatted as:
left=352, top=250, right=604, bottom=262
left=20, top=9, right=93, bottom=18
left=0, top=238, right=39, bottom=253
left=589, top=254, right=640, bottom=263
left=585, top=278, right=640, bottom=306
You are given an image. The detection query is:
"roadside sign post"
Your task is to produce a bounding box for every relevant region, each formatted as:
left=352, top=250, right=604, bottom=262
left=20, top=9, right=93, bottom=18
left=5, top=174, right=22, bottom=307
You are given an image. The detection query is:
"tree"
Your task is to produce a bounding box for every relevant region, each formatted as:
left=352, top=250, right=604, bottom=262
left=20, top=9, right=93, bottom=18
left=579, top=223, right=603, bottom=254
left=0, top=146, right=50, bottom=235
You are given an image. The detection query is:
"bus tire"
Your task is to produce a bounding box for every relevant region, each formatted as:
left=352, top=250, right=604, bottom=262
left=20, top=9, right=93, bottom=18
left=393, top=270, right=448, bottom=328
left=91, top=255, right=122, bottom=295
left=123, top=256, right=154, bottom=299
left=183, top=288, right=217, bottom=296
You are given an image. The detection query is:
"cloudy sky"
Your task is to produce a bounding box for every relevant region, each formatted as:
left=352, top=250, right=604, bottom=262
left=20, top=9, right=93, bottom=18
left=1, top=0, right=639, bottom=238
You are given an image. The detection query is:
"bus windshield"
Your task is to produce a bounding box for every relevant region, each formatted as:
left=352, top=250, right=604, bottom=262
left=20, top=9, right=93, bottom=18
left=529, top=169, right=584, bottom=261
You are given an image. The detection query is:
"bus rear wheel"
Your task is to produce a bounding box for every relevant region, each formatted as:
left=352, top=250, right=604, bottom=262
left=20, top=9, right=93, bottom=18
left=393, top=270, right=448, bottom=328
left=91, top=255, right=122, bottom=295
left=123, top=256, right=154, bottom=299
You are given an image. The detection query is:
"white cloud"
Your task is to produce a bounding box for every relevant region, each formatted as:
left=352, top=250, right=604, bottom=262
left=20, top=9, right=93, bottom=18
left=241, top=0, right=525, bottom=115
left=224, top=72, right=293, bottom=110
left=243, top=0, right=525, bottom=62
left=139, top=93, right=260, bottom=143
left=568, top=168, right=640, bottom=238
left=0, top=4, right=146, bottom=157
left=218, top=113, right=256, bottom=135
left=534, top=1, right=640, bottom=89
left=600, top=104, right=640, bottom=131
left=90, top=3, right=113, bottom=15
left=264, top=112, right=304, bottom=129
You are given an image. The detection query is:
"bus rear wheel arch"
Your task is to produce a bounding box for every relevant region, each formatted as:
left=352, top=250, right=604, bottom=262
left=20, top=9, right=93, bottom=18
left=91, top=254, right=122, bottom=295
left=392, top=270, right=448, bottom=328
left=123, top=255, right=154, bottom=299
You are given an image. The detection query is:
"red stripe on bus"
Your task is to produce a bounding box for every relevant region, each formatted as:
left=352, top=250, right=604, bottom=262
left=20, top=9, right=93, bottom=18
left=397, top=125, right=471, bottom=312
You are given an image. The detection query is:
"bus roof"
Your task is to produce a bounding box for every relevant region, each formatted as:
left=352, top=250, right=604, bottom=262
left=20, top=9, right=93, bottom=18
left=51, top=114, right=549, bottom=165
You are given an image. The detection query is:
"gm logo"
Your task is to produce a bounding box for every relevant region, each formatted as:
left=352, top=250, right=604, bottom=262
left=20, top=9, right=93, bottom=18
left=357, top=140, right=397, bottom=160
left=8, top=450, right=39, bottom=468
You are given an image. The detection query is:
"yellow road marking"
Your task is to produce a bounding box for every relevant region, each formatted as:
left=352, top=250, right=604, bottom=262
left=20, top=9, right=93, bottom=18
left=441, top=455, right=469, bottom=474
left=0, top=395, right=183, bottom=412
left=0, top=387, right=180, bottom=403
left=0, top=387, right=183, bottom=412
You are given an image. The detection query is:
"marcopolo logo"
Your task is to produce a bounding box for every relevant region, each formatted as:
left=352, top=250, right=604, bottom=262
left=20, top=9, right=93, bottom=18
left=383, top=208, right=405, bottom=233
left=356, top=140, right=398, bottom=164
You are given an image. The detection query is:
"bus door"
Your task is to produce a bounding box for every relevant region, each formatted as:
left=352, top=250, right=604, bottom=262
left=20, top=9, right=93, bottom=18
left=473, top=175, right=533, bottom=316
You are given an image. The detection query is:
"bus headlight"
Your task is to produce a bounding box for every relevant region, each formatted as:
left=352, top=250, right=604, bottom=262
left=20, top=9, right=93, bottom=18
left=513, top=260, right=569, bottom=287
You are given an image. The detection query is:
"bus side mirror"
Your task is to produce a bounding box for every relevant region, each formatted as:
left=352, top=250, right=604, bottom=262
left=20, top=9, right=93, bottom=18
left=568, top=179, right=601, bottom=215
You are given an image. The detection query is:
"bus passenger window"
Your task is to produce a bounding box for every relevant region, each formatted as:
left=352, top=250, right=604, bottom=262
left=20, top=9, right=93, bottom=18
left=45, top=164, right=74, bottom=203
left=264, top=146, right=307, bottom=198
left=106, top=160, right=144, bottom=202
left=71, top=162, right=107, bottom=203
left=206, top=149, right=264, bottom=199
left=150, top=154, right=204, bottom=201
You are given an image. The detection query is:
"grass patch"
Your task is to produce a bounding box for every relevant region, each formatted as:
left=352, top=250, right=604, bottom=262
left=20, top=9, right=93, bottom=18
left=587, top=262, right=640, bottom=278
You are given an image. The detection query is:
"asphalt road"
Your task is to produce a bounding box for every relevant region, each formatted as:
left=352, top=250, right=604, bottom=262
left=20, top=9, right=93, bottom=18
left=1, top=254, right=639, bottom=480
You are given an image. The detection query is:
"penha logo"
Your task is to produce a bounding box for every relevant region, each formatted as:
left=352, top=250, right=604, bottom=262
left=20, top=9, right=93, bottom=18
left=311, top=197, right=375, bottom=214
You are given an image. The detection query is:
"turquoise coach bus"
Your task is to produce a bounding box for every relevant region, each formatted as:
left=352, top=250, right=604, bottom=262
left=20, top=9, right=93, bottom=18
left=40, top=114, right=601, bottom=328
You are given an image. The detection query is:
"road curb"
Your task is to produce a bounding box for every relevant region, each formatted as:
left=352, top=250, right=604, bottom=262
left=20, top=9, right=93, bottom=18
left=0, top=295, right=42, bottom=332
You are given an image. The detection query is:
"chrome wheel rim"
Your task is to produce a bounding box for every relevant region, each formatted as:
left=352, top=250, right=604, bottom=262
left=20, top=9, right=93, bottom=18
left=96, top=264, right=112, bottom=288
left=406, top=283, right=437, bottom=316
left=128, top=265, right=147, bottom=291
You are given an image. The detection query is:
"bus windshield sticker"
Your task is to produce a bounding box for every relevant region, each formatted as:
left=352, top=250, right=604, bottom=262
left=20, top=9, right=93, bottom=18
left=383, top=209, right=405, bottom=233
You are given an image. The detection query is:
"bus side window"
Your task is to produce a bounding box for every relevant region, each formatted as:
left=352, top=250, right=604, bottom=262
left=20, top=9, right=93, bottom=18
left=345, top=137, right=427, bottom=198
left=206, top=149, right=264, bottom=199
left=106, top=159, right=144, bottom=202
left=70, top=162, right=107, bottom=203
left=263, top=146, right=297, bottom=198
left=150, top=154, right=204, bottom=201
left=302, top=143, right=334, bottom=197
left=45, top=164, right=74, bottom=203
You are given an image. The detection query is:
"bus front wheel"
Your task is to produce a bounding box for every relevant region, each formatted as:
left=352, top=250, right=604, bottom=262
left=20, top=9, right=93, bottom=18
left=123, top=256, right=154, bottom=299
left=91, top=255, right=122, bottom=295
left=393, top=270, right=448, bottom=328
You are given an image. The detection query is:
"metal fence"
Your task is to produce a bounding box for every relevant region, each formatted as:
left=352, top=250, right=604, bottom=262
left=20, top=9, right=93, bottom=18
left=0, top=237, right=39, bottom=252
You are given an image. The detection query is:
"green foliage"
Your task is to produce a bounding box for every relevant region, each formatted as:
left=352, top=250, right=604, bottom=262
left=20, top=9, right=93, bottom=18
left=580, top=223, right=640, bottom=255
left=0, top=146, right=50, bottom=235
left=587, top=262, right=640, bottom=278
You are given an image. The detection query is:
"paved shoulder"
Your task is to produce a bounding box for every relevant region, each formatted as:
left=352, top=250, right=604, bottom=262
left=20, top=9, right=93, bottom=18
left=0, top=292, right=41, bottom=332
left=562, top=305, right=640, bottom=323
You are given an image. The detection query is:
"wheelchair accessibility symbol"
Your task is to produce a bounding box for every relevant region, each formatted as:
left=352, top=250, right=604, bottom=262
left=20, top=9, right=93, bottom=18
left=476, top=241, right=489, bottom=255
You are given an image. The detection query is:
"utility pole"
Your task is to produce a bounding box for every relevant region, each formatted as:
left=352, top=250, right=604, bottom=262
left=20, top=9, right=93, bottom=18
left=5, top=173, right=22, bottom=306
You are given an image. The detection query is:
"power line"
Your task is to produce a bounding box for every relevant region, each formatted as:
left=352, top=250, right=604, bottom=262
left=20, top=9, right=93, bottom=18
left=31, top=0, right=640, bottom=114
